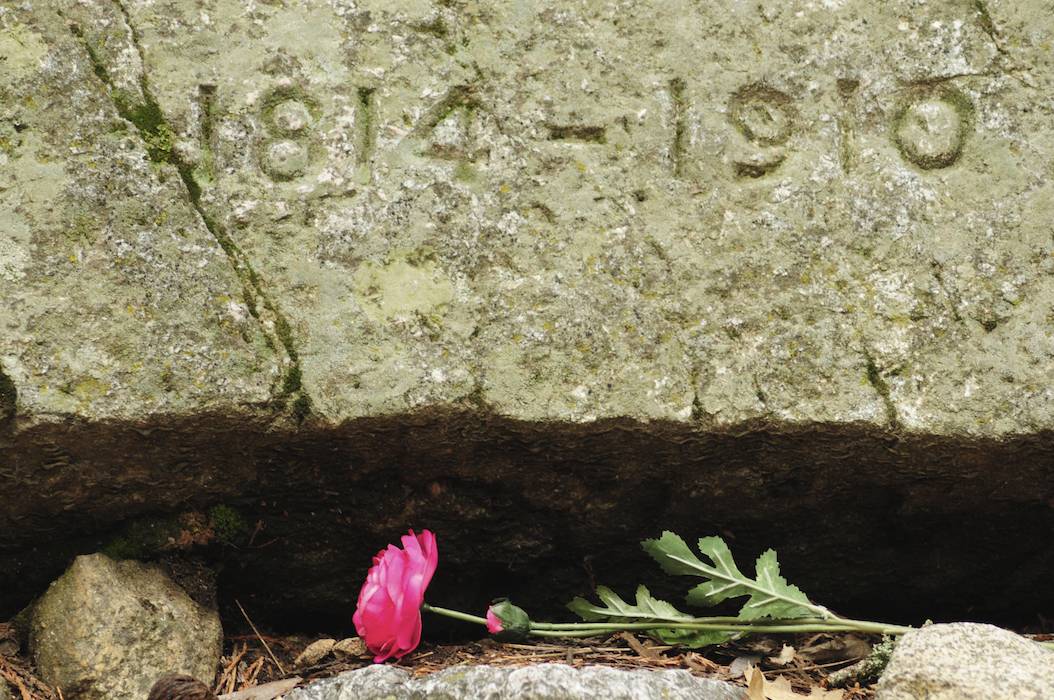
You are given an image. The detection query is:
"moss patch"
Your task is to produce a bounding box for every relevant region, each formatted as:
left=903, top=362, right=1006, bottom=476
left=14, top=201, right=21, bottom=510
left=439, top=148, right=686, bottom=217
left=208, top=505, right=250, bottom=546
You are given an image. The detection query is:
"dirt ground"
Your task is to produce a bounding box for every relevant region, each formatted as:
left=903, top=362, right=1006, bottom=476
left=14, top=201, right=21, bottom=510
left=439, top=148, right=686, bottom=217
left=5, top=623, right=1053, bottom=699
left=1, top=625, right=883, bottom=699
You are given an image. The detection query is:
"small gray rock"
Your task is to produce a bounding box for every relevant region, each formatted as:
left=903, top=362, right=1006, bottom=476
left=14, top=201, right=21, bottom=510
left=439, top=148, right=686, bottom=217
left=29, top=554, right=222, bottom=700
left=0, top=681, right=11, bottom=700
left=875, top=623, right=1054, bottom=700
left=283, top=663, right=743, bottom=700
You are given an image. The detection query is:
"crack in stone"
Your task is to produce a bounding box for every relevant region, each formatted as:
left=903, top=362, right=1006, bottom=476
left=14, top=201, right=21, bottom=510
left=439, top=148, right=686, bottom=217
left=862, top=349, right=900, bottom=431
left=972, top=1, right=1036, bottom=89
left=71, top=2, right=312, bottom=421
left=752, top=373, right=768, bottom=409
left=974, top=0, right=1005, bottom=55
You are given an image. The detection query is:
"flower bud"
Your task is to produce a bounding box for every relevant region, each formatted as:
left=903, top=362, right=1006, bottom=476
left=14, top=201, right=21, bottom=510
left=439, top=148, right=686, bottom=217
left=486, top=599, right=531, bottom=642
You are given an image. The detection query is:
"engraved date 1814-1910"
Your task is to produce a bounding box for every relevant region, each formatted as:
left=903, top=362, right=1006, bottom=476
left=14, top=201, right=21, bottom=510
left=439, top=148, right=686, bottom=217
left=247, top=77, right=975, bottom=184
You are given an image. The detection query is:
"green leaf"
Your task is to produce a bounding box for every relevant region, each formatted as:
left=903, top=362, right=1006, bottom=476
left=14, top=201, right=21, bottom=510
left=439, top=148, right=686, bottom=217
left=734, top=549, right=818, bottom=621
left=652, top=626, right=734, bottom=647
left=569, top=584, right=691, bottom=624
left=567, top=584, right=734, bottom=648
left=641, top=531, right=709, bottom=577
left=643, top=531, right=830, bottom=621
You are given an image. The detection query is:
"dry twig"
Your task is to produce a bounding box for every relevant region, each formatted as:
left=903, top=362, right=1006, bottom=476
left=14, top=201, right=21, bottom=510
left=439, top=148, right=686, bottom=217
left=235, top=601, right=286, bottom=676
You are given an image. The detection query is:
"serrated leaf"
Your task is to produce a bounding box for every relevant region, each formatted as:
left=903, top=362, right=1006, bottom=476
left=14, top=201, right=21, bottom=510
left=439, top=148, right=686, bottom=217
left=567, top=596, right=609, bottom=622
left=736, top=549, right=817, bottom=620
left=567, top=584, right=734, bottom=649
left=644, top=532, right=830, bottom=621
left=641, top=531, right=709, bottom=577
left=684, top=536, right=754, bottom=605
left=569, top=584, right=692, bottom=624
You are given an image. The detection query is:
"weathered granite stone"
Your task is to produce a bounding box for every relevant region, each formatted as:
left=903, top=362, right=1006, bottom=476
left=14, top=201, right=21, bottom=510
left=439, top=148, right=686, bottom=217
left=875, top=623, right=1054, bottom=700
left=283, top=664, right=743, bottom=700
left=0, top=1, right=287, bottom=598
left=0, top=4, right=286, bottom=424
left=2, top=0, right=1054, bottom=624
left=29, top=554, right=222, bottom=700
left=87, top=0, right=1054, bottom=433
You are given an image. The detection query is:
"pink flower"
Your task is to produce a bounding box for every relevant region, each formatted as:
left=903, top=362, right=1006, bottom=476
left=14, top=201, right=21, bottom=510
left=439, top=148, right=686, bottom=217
left=486, top=608, right=503, bottom=634
left=353, top=529, right=438, bottom=663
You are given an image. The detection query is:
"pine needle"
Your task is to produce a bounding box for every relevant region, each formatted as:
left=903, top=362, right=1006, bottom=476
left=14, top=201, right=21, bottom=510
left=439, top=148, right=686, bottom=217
left=235, top=600, right=286, bottom=676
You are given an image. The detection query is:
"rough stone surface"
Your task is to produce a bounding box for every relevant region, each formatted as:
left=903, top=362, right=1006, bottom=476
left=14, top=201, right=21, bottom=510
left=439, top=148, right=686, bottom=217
left=29, top=554, right=222, bottom=700
left=875, top=623, right=1054, bottom=700
left=0, top=682, right=10, bottom=700
left=282, top=664, right=744, bottom=700
left=2, top=0, right=1054, bottom=624
left=83, top=0, right=1054, bottom=434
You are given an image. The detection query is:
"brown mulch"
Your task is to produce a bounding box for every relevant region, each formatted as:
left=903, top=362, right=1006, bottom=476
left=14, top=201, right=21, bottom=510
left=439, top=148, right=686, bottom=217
left=210, top=630, right=879, bottom=699
left=28, top=624, right=1054, bottom=698
left=2, top=622, right=881, bottom=699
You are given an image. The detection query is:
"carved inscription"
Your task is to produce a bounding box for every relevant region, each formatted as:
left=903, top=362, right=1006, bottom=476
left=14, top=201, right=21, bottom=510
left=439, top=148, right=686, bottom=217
left=242, top=76, right=975, bottom=183
left=836, top=78, right=860, bottom=173
left=893, top=85, right=972, bottom=170
left=729, top=83, right=796, bottom=147
left=728, top=83, right=795, bottom=178
left=411, top=85, right=480, bottom=160
left=259, top=86, right=319, bottom=181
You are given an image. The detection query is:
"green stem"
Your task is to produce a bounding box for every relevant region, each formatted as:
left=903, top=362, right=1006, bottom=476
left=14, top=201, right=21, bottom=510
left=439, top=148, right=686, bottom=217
left=529, top=629, right=611, bottom=638
left=422, top=602, right=912, bottom=638
left=421, top=603, right=489, bottom=626
left=534, top=614, right=909, bottom=636
left=529, top=616, right=873, bottom=630
left=527, top=621, right=912, bottom=636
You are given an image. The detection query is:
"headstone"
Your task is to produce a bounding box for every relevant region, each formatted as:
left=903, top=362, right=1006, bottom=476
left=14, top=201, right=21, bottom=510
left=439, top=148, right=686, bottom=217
left=2, top=0, right=1054, bottom=620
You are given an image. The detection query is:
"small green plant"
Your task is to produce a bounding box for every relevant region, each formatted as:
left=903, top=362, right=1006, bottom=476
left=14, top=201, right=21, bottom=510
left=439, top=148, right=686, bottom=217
left=566, top=531, right=905, bottom=647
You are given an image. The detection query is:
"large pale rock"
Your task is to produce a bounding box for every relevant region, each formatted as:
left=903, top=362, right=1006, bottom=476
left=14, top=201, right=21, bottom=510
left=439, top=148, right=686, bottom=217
left=283, top=664, right=743, bottom=700
left=29, top=554, right=222, bottom=700
left=875, top=623, right=1054, bottom=700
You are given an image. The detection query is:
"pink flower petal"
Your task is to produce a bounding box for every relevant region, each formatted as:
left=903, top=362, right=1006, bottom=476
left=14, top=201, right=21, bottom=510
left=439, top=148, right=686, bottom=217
left=486, top=608, right=504, bottom=634
left=352, top=529, right=439, bottom=663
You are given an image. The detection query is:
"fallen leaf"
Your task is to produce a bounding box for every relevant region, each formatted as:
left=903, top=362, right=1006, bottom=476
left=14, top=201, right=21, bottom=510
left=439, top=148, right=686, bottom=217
left=219, top=677, right=302, bottom=700
left=731, top=654, right=762, bottom=677
left=746, top=666, right=765, bottom=700
left=768, top=644, right=796, bottom=666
